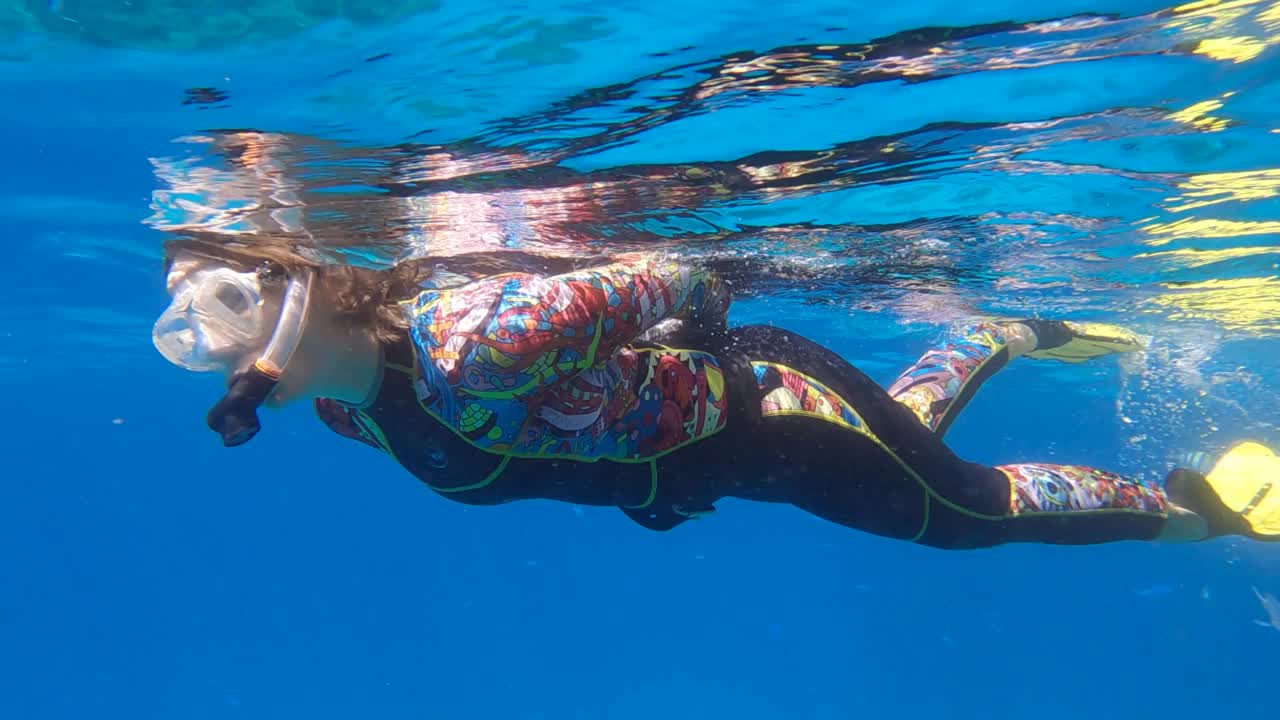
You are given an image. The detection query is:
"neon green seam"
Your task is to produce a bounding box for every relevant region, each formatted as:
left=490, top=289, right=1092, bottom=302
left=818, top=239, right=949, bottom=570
left=429, top=455, right=511, bottom=494
left=753, top=361, right=943, bottom=537
left=459, top=315, right=606, bottom=400
left=368, top=364, right=515, bottom=494
left=761, top=408, right=865, bottom=435
left=752, top=361, right=853, bottom=404
left=751, top=363, right=965, bottom=533
left=868, top=431, right=985, bottom=518
left=826, top=340, right=1166, bottom=525
left=993, top=469, right=1168, bottom=521
left=621, top=462, right=660, bottom=509
left=753, top=361, right=872, bottom=434
left=911, top=495, right=931, bottom=542
left=885, top=437, right=1169, bottom=526
left=932, top=335, right=1006, bottom=432
left=426, top=400, right=727, bottom=466
left=424, top=395, right=725, bottom=464
left=404, top=351, right=725, bottom=466
left=1006, top=505, right=1169, bottom=520
left=582, top=313, right=605, bottom=367
left=864, top=340, right=1169, bottom=524
left=356, top=414, right=400, bottom=462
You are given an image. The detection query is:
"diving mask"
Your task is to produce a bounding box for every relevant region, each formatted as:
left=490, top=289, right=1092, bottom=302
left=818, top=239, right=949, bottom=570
left=154, top=261, right=315, bottom=447
left=153, top=267, right=268, bottom=372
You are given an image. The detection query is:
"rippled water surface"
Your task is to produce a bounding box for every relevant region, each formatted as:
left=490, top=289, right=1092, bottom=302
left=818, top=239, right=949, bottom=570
left=4, top=1, right=1280, bottom=718
left=13, top=0, right=1279, bottom=464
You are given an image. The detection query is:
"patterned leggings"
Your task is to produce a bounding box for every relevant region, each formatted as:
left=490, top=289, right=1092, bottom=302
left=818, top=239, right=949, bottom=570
left=886, top=321, right=1168, bottom=541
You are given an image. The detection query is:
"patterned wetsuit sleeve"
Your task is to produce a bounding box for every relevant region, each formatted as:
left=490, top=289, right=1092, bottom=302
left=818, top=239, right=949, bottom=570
left=550, top=256, right=729, bottom=342
left=411, top=257, right=729, bottom=399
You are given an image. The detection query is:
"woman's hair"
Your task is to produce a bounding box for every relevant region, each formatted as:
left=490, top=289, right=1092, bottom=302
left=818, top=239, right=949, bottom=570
left=161, top=236, right=432, bottom=343
left=162, top=236, right=602, bottom=342
left=318, top=261, right=434, bottom=342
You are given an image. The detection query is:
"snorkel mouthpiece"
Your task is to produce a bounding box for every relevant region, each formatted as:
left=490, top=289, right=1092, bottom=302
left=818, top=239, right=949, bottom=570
left=205, top=268, right=314, bottom=447
left=207, top=365, right=278, bottom=446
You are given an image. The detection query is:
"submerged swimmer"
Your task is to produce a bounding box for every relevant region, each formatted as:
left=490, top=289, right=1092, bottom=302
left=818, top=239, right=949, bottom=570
left=153, top=244, right=1280, bottom=548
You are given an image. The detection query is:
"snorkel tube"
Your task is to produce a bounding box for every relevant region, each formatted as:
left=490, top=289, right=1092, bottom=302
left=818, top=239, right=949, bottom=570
left=207, top=268, right=315, bottom=446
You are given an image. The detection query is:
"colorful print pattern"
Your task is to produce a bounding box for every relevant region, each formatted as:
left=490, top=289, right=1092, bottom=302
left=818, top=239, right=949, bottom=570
left=405, top=259, right=730, bottom=460
left=999, top=463, right=1168, bottom=516
left=753, top=361, right=869, bottom=435
left=888, top=321, right=1008, bottom=432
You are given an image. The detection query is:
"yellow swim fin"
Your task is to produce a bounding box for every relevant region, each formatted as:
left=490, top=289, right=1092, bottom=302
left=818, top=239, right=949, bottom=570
left=1204, top=441, right=1280, bottom=538
left=1023, top=320, right=1147, bottom=363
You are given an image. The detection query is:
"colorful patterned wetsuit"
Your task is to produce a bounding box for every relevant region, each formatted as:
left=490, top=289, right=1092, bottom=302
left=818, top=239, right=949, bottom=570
left=403, top=257, right=730, bottom=461
left=318, top=262, right=1175, bottom=548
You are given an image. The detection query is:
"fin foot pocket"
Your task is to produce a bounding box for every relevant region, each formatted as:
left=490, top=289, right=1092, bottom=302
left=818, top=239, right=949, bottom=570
left=1022, top=320, right=1146, bottom=363
left=1169, top=441, right=1280, bottom=540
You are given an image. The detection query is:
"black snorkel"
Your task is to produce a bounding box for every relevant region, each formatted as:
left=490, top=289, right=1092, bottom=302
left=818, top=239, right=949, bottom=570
left=206, top=269, right=315, bottom=447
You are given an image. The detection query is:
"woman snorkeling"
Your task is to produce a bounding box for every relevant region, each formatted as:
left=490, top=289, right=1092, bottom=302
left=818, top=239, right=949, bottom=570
left=153, top=241, right=1280, bottom=549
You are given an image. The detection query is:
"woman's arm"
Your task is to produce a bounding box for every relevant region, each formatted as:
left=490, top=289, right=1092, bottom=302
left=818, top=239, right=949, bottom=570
left=408, top=255, right=729, bottom=399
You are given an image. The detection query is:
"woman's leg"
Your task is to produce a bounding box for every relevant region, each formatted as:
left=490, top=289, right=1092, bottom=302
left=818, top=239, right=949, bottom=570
left=887, top=318, right=1143, bottom=436
left=887, top=320, right=1025, bottom=436
left=723, top=324, right=1179, bottom=548
left=882, top=319, right=1197, bottom=545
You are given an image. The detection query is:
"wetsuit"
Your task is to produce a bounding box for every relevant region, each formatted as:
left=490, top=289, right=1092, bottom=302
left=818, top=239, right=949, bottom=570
left=316, top=259, right=1172, bottom=549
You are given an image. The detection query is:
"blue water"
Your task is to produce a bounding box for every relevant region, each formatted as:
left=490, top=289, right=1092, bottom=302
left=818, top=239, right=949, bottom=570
left=4, top=1, right=1280, bottom=718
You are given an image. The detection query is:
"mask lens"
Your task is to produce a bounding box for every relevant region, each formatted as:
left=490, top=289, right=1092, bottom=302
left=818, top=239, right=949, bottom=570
left=214, top=283, right=250, bottom=315
left=193, top=270, right=264, bottom=344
